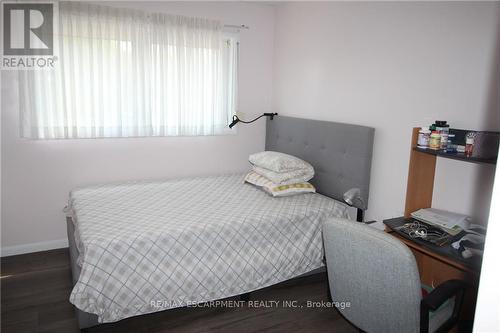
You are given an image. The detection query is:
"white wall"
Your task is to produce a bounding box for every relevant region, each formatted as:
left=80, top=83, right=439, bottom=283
left=3, top=1, right=500, bottom=255
left=272, top=2, right=500, bottom=224
left=0, top=1, right=275, bottom=255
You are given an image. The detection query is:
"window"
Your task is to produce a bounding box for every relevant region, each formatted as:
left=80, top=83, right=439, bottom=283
left=19, top=2, right=238, bottom=139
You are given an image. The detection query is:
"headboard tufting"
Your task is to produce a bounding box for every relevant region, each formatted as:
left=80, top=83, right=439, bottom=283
left=265, top=116, right=374, bottom=210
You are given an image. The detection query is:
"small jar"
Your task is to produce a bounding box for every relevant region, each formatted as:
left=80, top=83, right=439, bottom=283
left=446, top=134, right=456, bottom=153
left=429, top=131, right=441, bottom=150
left=440, top=132, right=448, bottom=150
left=435, top=121, right=448, bottom=134
left=465, top=132, right=475, bottom=157
left=417, top=128, right=431, bottom=148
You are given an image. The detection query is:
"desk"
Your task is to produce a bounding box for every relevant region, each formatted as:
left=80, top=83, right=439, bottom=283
left=384, top=218, right=480, bottom=329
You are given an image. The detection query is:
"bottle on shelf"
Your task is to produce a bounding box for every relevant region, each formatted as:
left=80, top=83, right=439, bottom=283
left=417, top=127, right=431, bottom=149
left=429, top=131, right=441, bottom=150
left=446, top=134, right=456, bottom=153
left=465, top=132, right=476, bottom=157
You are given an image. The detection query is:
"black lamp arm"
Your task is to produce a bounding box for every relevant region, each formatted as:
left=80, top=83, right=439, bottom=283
left=229, top=113, right=278, bottom=128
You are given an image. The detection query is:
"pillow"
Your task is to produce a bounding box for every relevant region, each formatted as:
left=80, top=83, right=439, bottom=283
left=253, top=165, right=313, bottom=185
left=244, top=171, right=316, bottom=197
left=249, top=151, right=314, bottom=173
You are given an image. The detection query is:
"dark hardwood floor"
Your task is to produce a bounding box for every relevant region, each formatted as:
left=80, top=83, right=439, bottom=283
left=1, top=249, right=357, bottom=333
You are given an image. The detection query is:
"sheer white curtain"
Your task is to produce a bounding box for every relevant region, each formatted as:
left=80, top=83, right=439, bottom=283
left=19, top=2, right=237, bottom=139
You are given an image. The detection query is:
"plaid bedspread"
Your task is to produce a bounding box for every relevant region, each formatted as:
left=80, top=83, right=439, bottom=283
left=67, top=174, right=348, bottom=322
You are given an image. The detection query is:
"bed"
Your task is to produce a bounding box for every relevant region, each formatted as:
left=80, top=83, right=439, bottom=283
left=66, top=116, right=375, bottom=329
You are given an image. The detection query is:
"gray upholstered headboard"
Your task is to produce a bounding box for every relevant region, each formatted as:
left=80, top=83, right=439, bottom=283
left=265, top=116, right=374, bottom=210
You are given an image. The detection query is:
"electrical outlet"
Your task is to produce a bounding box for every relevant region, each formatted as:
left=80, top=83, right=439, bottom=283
left=236, top=111, right=246, bottom=119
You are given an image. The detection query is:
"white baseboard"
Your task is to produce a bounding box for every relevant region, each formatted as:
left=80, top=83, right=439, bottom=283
left=1, top=239, right=68, bottom=257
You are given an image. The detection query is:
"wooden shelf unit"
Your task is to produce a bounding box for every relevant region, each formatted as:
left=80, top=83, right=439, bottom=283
left=404, top=128, right=438, bottom=218
left=387, top=127, right=497, bottom=328
left=404, top=127, right=497, bottom=218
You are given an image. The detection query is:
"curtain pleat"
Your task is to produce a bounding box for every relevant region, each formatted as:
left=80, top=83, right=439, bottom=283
left=19, top=1, right=237, bottom=139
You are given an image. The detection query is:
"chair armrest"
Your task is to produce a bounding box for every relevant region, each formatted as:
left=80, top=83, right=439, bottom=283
left=422, top=279, right=467, bottom=311
left=420, top=279, right=467, bottom=333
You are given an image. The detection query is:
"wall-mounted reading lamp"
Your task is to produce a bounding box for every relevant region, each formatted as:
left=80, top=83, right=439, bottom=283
left=229, top=113, right=278, bottom=129
left=343, top=188, right=365, bottom=222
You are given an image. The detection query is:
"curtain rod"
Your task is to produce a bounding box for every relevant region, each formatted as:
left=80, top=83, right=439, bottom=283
left=223, top=24, right=250, bottom=30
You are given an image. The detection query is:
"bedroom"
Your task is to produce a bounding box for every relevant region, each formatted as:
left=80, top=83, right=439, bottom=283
left=1, top=1, right=499, bottom=332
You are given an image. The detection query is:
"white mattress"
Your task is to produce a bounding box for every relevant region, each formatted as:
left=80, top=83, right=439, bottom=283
left=67, top=174, right=348, bottom=323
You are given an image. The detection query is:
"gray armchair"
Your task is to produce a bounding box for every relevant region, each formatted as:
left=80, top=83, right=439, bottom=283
left=323, top=217, right=466, bottom=333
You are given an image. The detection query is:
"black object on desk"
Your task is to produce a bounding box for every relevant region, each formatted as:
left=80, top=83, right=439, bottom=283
left=383, top=217, right=482, bottom=271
